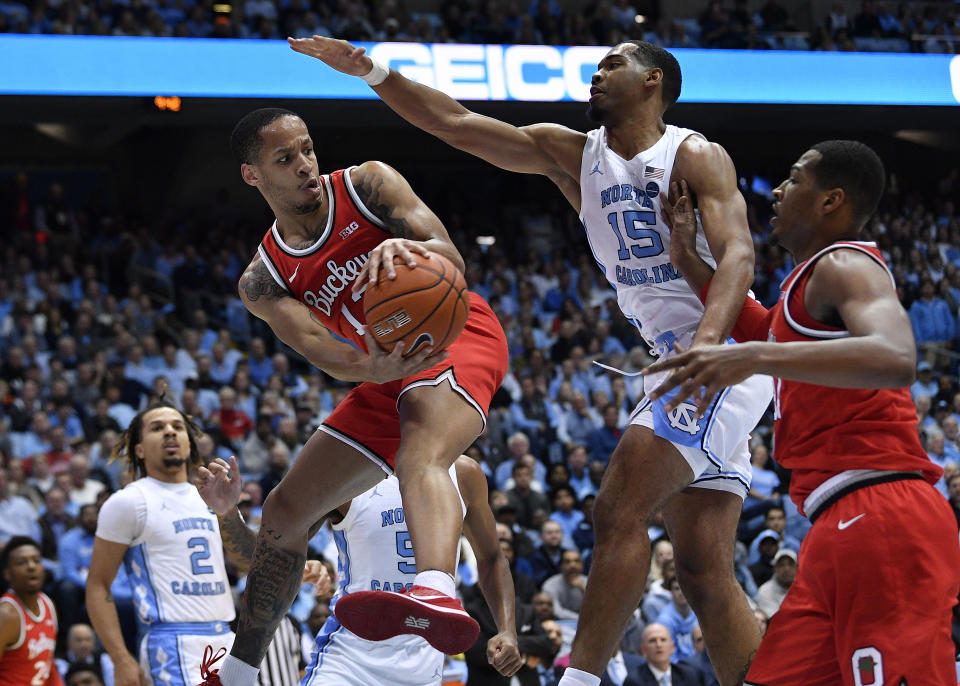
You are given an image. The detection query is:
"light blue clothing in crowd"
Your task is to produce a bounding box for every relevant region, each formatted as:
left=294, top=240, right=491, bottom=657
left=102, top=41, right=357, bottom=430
left=655, top=601, right=699, bottom=663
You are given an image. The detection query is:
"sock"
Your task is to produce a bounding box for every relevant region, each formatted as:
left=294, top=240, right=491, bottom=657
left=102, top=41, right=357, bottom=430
left=413, top=569, right=456, bottom=597
left=557, top=667, right=601, bottom=686
left=217, top=655, right=260, bottom=686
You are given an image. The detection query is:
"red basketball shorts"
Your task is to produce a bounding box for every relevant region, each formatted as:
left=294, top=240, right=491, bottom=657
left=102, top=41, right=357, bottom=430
left=747, top=478, right=960, bottom=686
left=321, top=293, right=508, bottom=472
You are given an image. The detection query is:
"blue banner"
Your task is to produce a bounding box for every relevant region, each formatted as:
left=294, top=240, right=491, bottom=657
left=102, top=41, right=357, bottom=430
left=1, top=35, right=957, bottom=105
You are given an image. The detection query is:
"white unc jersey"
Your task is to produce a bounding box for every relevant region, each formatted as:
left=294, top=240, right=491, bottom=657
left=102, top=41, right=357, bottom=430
left=579, top=124, right=718, bottom=356
left=302, top=468, right=466, bottom=686
left=97, top=477, right=235, bottom=628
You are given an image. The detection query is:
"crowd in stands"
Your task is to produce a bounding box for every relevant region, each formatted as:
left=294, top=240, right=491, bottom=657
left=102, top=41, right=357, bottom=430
left=1, top=0, right=959, bottom=54
left=1, top=157, right=959, bottom=685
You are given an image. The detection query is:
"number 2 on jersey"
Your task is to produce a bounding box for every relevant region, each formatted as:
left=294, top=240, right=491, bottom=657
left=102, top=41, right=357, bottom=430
left=607, top=210, right=664, bottom=260
left=188, top=537, right=214, bottom=575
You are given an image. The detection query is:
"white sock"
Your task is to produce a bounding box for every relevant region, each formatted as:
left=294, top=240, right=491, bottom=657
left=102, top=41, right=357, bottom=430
left=413, top=569, right=456, bottom=597
left=557, top=667, right=601, bottom=686
left=217, top=655, right=259, bottom=686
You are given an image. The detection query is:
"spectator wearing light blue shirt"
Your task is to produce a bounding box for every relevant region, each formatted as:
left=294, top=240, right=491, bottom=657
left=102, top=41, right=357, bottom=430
left=510, top=376, right=560, bottom=458
left=566, top=444, right=597, bottom=500
left=926, top=432, right=960, bottom=497
left=246, top=337, right=275, bottom=388
left=909, top=279, right=955, bottom=367
left=655, top=577, right=700, bottom=663
left=58, top=503, right=134, bottom=639
left=548, top=485, right=584, bottom=550
left=557, top=392, right=601, bottom=451
left=12, top=410, right=53, bottom=459
left=210, top=341, right=242, bottom=385
left=0, top=464, right=41, bottom=546
left=910, top=361, right=939, bottom=401
left=494, top=432, right=546, bottom=491
left=549, top=359, right=593, bottom=402
left=747, top=506, right=802, bottom=566
left=124, top=344, right=159, bottom=390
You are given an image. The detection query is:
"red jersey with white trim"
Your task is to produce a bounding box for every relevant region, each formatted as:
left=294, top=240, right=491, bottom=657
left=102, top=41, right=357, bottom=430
left=258, top=167, right=393, bottom=352
left=0, top=591, right=62, bottom=686
left=723, top=241, right=941, bottom=514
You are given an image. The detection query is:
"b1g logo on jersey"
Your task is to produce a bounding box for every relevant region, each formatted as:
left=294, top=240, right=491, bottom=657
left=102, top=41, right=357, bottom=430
left=339, top=221, right=360, bottom=240
left=370, top=309, right=412, bottom=337
left=852, top=647, right=884, bottom=686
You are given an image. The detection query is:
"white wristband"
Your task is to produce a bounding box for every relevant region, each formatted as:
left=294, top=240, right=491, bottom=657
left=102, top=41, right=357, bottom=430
left=360, top=58, right=389, bottom=86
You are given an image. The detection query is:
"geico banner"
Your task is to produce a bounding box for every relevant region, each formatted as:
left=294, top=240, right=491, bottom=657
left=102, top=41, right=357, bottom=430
left=368, top=43, right=607, bottom=101
left=0, top=35, right=957, bottom=105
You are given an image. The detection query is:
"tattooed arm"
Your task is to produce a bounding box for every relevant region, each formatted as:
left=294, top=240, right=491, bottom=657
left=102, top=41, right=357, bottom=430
left=234, top=255, right=366, bottom=380
left=198, top=457, right=344, bottom=573
left=349, top=161, right=465, bottom=288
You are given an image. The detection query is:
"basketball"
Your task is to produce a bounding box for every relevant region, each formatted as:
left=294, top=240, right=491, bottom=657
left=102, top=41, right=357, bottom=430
left=363, top=252, right=470, bottom=357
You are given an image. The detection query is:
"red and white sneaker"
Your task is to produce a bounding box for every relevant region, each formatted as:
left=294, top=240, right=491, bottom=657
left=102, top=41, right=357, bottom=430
left=194, top=645, right=226, bottom=686
left=334, top=585, right=479, bottom=654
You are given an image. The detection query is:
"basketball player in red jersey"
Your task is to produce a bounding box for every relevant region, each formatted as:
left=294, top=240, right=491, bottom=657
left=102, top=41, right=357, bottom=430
left=646, top=140, right=960, bottom=685
left=0, top=536, right=63, bottom=686
left=197, top=109, right=515, bottom=686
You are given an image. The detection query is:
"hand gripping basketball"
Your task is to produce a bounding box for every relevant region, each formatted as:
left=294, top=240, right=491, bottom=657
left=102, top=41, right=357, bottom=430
left=363, top=252, right=471, bottom=357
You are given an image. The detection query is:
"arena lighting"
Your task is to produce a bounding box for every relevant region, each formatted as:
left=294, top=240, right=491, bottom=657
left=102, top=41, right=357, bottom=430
left=634, top=15, right=647, bottom=24
left=0, top=36, right=957, bottom=105
left=153, top=95, right=182, bottom=111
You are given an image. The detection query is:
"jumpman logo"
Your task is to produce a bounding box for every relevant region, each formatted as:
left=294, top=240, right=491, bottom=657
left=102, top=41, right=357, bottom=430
left=590, top=161, right=603, bottom=175
left=370, top=484, right=385, bottom=497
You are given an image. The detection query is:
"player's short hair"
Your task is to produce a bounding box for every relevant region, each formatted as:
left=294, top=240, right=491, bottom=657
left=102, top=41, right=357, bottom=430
left=111, top=400, right=202, bottom=480
left=1, top=536, right=40, bottom=571
left=624, top=41, right=682, bottom=109
left=230, top=108, right=301, bottom=165
left=809, top=140, right=885, bottom=226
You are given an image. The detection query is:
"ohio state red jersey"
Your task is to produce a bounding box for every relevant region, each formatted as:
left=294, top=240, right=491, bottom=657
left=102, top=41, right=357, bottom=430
left=0, top=591, right=61, bottom=686
left=725, top=241, right=941, bottom=515
left=258, top=167, right=393, bottom=352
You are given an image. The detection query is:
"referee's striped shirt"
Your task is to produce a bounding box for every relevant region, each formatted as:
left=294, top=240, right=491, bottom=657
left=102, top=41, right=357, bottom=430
left=257, top=615, right=308, bottom=686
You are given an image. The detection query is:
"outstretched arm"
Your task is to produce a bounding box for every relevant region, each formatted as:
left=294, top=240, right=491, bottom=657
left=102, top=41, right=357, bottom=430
left=457, top=456, right=523, bottom=678
left=288, top=37, right=584, bottom=207
left=673, top=138, right=755, bottom=348
left=645, top=249, right=916, bottom=413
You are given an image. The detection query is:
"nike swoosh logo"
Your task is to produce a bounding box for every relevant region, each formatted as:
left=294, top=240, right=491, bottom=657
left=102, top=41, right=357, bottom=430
left=837, top=513, right=866, bottom=530
left=288, top=263, right=300, bottom=283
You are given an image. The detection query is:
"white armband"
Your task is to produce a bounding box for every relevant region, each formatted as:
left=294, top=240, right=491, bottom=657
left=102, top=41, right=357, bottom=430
left=360, top=57, right=389, bottom=86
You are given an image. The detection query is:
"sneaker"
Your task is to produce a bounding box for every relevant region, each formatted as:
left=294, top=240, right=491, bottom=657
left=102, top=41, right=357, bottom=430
left=194, top=645, right=226, bottom=686
left=334, top=585, right=479, bottom=654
